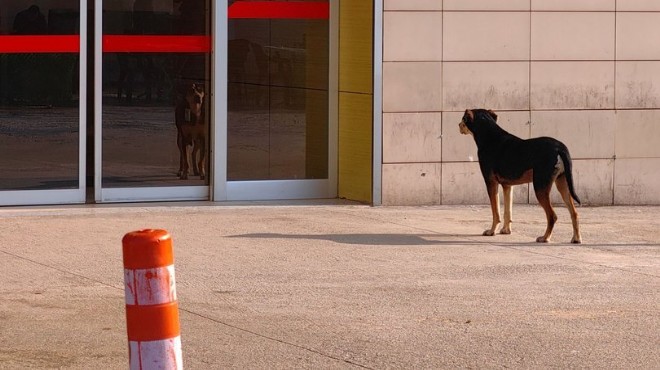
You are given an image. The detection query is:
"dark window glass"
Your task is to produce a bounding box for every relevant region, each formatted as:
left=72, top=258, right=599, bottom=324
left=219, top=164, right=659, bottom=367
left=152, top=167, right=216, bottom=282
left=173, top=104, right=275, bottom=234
left=102, top=0, right=211, bottom=188
left=0, top=1, right=80, bottom=190
left=228, top=1, right=329, bottom=181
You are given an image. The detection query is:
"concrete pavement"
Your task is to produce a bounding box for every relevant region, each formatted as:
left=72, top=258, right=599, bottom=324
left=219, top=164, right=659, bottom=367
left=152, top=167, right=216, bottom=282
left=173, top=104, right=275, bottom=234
left=0, top=202, right=658, bottom=369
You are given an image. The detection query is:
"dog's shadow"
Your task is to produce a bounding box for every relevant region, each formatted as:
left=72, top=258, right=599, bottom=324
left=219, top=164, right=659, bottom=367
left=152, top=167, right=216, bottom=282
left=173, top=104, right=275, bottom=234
left=230, top=233, right=452, bottom=246
left=228, top=233, right=659, bottom=248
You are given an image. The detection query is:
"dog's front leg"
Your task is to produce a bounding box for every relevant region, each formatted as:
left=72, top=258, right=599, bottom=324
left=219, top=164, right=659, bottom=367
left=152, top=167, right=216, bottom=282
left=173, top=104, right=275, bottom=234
left=484, top=181, right=501, bottom=236
left=196, top=138, right=206, bottom=180
left=176, top=131, right=185, bottom=179
left=500, top=185, right=513, bottom=234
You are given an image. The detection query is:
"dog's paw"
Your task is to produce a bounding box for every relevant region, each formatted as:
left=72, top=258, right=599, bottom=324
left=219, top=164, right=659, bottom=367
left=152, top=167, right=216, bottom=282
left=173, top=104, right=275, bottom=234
left=536, top=236, right=549, bottom=243
left=571, top=237, right=582, bottom=244
left=499, top=227, right=511, bottom=235
left=483, top=229, right=495, bottom=236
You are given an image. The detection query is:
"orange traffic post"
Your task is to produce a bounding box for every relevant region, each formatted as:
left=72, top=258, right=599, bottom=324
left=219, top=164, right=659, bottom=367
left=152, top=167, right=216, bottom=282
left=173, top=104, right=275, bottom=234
left=122, top=229, right=182, bottom=370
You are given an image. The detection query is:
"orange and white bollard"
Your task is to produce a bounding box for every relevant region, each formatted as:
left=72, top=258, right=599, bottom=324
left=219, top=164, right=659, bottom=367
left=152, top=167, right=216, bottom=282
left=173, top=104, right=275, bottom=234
left=122, top=229, right=182, bottom=370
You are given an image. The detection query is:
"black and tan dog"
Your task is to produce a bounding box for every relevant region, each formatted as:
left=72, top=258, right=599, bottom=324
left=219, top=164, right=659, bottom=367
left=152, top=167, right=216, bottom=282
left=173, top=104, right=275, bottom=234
left=459, top=109, right=582, bottom=243
left=175, top=83, right=207, bottom=180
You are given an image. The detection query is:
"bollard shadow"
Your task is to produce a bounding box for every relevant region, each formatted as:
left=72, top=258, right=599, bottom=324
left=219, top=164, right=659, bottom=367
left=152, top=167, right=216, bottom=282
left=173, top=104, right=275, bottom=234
left=228, top=233, right=660, bottom=248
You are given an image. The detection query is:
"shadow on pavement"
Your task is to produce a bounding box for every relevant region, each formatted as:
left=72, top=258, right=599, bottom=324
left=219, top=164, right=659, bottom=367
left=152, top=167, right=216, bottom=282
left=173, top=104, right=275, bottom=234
left=229, top=233, right=660, bottom=247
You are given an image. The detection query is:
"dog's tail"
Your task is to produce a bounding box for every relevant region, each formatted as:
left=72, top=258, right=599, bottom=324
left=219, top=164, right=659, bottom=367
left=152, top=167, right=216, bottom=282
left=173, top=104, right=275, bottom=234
left=559, top=148, right=581, bottom=205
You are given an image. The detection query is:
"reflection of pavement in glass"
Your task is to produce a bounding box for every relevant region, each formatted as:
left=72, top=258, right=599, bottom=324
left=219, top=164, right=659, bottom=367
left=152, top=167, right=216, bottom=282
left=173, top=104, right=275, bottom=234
left=102, top=105, right=207, bottom=187
left=0, top=105, right=208, bottom=191
left=0, top=104, right=313, bottom=191
left=0, top=107, right=78, bottom=190
left=228, top=109, right=306, bottom=181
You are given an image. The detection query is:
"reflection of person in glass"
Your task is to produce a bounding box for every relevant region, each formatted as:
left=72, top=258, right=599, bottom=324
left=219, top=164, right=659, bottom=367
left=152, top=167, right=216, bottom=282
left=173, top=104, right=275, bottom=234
left=13, top=5, right=47, bottom=35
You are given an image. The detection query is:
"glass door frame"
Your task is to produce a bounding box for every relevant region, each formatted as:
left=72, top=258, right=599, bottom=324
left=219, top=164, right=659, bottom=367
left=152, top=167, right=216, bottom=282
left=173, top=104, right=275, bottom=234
left=0, top=0, right=87, bottom=206
left=212, top=0, right=338, bottom=201
left=93, top=1, right=210, bottom=203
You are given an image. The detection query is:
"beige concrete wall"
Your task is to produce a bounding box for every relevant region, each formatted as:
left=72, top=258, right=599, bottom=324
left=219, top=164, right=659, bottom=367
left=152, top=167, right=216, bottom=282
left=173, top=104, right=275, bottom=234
left=381, top=1, right=660, bottom=205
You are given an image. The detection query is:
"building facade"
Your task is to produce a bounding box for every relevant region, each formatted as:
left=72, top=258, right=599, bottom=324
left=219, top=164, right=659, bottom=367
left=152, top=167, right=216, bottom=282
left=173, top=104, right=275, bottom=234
left=0, top=0, right=658, bottom=207
left=381, top=0, right=660, bottom=206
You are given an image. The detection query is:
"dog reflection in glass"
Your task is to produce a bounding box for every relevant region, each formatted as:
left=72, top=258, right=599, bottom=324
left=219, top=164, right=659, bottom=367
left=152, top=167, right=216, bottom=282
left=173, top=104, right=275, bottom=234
left=175, top=83, right=207, bottom=180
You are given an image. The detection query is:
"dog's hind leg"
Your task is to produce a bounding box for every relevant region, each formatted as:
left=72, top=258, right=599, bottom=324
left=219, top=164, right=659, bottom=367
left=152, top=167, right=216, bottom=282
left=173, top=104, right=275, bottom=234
left=556, top=175, right=582, bottom=244
left=191, top=141, right=200, bottom=177
left=483, top=180, right=501, bottom=236
left=179, top=143, right=190, bottom=180
left=195, top=138, right=206, bottom=180
left=176, top=131, right=183, bottom=178
left=534, top=185, right=557, bottom=243
left=500, top=185, right=513, bottom=234
left=201, top=140, right=207, bottom=180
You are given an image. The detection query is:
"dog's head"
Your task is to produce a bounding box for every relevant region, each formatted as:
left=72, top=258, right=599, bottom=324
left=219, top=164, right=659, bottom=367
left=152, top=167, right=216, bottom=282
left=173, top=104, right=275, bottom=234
left=185, top=83, right=205, bottom=111
left=458, top=109, right=498, bottom=136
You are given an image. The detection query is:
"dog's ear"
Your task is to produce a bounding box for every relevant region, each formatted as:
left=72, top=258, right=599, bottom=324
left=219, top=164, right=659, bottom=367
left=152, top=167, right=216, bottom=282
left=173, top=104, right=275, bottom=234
left=465, top=109, right=474, bottom=122
left=487, top=109, right=498, bottom=121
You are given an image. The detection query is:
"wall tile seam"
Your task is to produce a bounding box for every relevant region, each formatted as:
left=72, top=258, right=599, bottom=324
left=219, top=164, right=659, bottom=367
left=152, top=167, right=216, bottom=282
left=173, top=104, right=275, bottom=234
left=528, top=1, right=533, bottom=116
left=406, top=109, right=650, bottom=113
left=440, top=5, right=446, bottom=113
left=382, top=60, right=660, bottom=63
left=442, top=10, right=660, bottom=13
left=441, top=60, right=619, bottom=62
left=436, top=61, right=660, bottom=63
left=386, top=9, right=660, bottom=13
left=383, top=10, right=442, bottom=13
left=441, top=60, right=660, bottom=62
left=437, top=158, right=619, bottom=163
left=383, top=109, right=445, bottom=113
left=382, top=161, right=443, bottom=165
left=613, top=8, right=618, bottom=141
left=384, top=108, right=660, bottom=112
left=616, top=11, right=660, bottom=13
left=441, top=10, right=625, bottom=13
left=384, top=60, right=444, bottom=63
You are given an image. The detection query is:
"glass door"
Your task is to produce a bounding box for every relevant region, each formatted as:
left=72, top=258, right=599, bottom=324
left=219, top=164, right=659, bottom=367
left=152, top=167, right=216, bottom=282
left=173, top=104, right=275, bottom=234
left=0, top=0, right=86, bottom=206
left=219, top=0, right=337, bottom=200
left=95, top=0, right=212, bottom=202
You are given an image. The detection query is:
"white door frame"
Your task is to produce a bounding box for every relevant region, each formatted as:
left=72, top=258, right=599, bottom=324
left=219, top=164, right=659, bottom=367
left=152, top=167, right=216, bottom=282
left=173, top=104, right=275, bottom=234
left=93, top=2, right=209, bottom=203
left=372, top=0, right=383, bottom=206
left=0, top=0, right=87, bottom=206
left=213, top=0, right=338, bottom=201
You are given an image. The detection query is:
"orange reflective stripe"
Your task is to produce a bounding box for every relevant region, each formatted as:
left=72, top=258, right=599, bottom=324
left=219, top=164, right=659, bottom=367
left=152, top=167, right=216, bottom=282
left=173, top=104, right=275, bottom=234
left=122, top=229, right=174, bottom=269
left=125, top=303, right=181, bottom=342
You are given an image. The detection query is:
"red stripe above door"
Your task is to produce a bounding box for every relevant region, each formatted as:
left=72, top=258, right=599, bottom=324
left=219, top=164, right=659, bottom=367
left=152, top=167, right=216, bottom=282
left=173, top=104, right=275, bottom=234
left=0, top=35, right=210, bottom=53
left=103, top=35, right=211, bottom=53
left=0, top=35, right=79, bottom=53
left=0, top=1, right=328, bottom=53
left=228, top=1, right=329, bottom=19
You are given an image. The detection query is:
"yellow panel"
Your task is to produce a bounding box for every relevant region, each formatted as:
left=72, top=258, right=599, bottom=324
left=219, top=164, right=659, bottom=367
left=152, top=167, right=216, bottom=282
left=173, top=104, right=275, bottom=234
left=338, top=92, right=373, bottom=202
left=339, top=0, right=373, bottom=94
